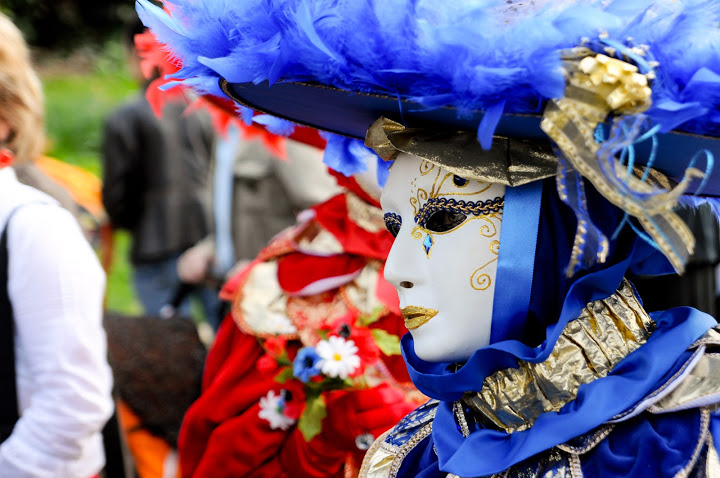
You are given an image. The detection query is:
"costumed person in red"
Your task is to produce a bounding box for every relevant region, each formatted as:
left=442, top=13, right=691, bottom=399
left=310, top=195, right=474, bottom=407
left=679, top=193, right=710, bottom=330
left=132, top=23, right=420, bottom=477
left=177, top=154, right=423, bottom=477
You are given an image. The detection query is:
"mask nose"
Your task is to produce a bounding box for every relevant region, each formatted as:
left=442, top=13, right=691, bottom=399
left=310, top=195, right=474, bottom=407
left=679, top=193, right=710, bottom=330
left=384, top=224, right=424, bottom=292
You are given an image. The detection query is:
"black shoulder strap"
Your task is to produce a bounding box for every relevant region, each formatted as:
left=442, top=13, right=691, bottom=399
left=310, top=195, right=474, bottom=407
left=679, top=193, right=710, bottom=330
left=0, top=214, right=20, bottom=442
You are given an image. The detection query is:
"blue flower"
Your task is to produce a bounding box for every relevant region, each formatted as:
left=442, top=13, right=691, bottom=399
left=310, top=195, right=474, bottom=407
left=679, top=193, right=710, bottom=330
left=293, top=347, right=322, bottom=383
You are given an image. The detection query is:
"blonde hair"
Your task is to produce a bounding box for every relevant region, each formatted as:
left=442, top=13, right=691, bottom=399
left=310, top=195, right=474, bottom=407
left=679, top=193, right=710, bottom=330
left=0, top=14, right=44, bottom=164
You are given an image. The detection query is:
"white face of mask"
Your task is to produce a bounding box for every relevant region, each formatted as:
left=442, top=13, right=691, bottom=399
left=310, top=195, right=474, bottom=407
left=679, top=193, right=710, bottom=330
left=381, top=153, right=505, bottom=362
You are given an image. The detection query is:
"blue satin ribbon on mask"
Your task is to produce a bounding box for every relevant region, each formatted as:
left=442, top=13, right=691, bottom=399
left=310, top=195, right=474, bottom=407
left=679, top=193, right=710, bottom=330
left=402, top=233, right=676, bottom=401
left=490, top=181, right=544, bottom=343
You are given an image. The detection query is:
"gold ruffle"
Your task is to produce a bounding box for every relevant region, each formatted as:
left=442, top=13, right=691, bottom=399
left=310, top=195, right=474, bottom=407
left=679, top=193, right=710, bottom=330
left=462, top=279, right=655, bottom=433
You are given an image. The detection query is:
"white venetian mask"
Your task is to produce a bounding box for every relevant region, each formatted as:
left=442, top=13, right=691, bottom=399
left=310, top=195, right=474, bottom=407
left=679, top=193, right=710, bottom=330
left=381, top=153, right=505, bottom=362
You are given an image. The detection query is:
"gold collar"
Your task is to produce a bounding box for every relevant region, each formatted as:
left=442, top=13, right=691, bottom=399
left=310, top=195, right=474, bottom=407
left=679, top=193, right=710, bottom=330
left=461, top=279, right=655, bottom=433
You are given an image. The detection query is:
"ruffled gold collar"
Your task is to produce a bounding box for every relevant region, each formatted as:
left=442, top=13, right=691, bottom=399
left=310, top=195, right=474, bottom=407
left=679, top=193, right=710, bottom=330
left=459, top=279, right=655, bottom=434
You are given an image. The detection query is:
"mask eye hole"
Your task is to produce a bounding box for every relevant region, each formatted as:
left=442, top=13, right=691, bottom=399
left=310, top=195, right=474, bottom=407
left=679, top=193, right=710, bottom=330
left=383, top=212, right=402, bottom=238
left=453, top=175, right=469, bottom=187
left=425, top=210, right=466, bottom=233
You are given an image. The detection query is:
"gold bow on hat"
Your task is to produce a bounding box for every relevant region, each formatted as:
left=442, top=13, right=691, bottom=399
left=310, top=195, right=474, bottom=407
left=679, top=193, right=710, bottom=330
left=541, top=48, right=702, bottom=274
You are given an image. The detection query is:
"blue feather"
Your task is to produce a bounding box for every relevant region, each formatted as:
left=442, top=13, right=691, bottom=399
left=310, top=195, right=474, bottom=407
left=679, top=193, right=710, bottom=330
left=321, top=134, right=376, bottom=177
left=679, top=196, right=720, bottom=223
left=136, top=0, right=720, bottom=137
left=136, top=0, right=720, bottom=208
left=252, top=115, right=296, bottom=136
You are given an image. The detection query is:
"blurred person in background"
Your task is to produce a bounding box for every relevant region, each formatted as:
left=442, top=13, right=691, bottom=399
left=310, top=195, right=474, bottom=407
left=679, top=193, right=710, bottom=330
left=0, top=13, right=113, bottom=477
left=176, top=120, right=341, bottom=329
left=101, top=18, right=219, bottom=323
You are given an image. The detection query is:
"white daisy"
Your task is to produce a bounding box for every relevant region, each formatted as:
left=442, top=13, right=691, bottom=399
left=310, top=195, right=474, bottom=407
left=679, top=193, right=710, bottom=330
left=258, top=390, right=296, bottom=430
left=316, top=336, right=361, bottom=379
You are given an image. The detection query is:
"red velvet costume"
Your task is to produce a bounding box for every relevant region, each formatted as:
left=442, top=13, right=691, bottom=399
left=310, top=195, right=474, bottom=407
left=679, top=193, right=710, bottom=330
left=178, top=173, right=421, bottom=478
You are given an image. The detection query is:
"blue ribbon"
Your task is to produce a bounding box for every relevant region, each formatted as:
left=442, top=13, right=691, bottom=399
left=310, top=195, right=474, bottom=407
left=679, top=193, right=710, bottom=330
left=433, top=307, right=715, bottom=477
left=490, top=181, right=544, bottom=343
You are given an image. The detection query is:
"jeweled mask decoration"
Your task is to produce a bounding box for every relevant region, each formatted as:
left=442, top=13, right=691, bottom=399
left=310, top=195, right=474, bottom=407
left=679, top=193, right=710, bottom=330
left=382, top=153, right=505, bottom=362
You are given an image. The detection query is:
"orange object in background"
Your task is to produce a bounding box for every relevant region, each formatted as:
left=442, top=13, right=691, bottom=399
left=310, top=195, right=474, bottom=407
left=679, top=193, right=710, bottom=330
left=33, top=155, right=114, bottom=271
left=34, top=156, right=106, bottom=221
left=116, top=400, right=181, bottom=478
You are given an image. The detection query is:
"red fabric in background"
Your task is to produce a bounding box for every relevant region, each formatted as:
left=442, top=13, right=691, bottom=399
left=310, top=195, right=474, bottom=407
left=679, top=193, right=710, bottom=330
left=311, top=195, right=393, bottom=261
left=179, top=189, right=416, bottom=478
left=276, top=254, right=365, bottom=295
left=179, top=315, right=415, bottom=478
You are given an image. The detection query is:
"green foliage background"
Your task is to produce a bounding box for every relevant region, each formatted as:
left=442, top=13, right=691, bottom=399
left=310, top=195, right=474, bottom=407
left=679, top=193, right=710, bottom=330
left=40, top=40, right=142, bottom=315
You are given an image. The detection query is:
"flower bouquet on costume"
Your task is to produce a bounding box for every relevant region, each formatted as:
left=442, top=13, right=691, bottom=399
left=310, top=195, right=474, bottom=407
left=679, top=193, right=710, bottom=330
left=257, top=308, right=402, bottom=441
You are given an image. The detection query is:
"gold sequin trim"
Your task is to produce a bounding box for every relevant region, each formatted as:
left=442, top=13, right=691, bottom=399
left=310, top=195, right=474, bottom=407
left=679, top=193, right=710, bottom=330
left=556, top=425, right=615, bottom=455
left=462, top=279, right=655, bottom=433
left=705, top=427, right=720, bottom=478
left=675, top=408, right=710, bottom=478
left=359, top=430, right=393, bottom=478
left=388, top=424, right=433, bottom=478
left=568, top=453, right=583, bottom=478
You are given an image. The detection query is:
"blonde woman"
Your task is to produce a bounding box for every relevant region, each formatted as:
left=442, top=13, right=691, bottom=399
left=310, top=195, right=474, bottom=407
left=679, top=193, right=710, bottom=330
left=0, top=14, right=113, bottom=478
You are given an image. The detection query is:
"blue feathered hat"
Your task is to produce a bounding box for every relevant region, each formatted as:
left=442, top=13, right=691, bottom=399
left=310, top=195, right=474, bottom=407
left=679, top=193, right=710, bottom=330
left=137, top=0, right=720, bottom=276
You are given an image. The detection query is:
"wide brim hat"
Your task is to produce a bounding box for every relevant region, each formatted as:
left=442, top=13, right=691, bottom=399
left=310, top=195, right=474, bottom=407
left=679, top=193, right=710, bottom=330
left=137, top=0, right=720, bottom=275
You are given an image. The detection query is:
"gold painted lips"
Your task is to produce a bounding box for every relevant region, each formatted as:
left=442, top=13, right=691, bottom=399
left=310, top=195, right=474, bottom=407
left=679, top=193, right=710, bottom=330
left=401, top=306, right=438, bottom=330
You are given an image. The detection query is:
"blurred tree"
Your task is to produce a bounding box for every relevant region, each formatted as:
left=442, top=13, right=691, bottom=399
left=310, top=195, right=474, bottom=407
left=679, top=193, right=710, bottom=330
left=0, top=0, right=146, bottom=49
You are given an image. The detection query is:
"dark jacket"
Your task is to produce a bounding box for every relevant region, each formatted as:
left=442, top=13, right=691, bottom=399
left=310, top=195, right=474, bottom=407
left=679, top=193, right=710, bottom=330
left=102, top=95, right=213, bottom=263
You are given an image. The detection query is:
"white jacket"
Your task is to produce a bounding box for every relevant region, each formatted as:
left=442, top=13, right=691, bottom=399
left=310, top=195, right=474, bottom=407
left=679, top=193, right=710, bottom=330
left=0, top=167, right=113, bottom=477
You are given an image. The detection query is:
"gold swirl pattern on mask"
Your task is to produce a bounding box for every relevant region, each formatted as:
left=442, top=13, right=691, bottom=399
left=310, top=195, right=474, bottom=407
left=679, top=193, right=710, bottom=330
left=409, top=188, right=429, bottom=217
left=478, top=212, right=502, bottom=238
left=469, top=250, right=499, bottom=291
left=470, top=215, right=502, bottom=291
left=410, top=225, right=425, bottom=241
left=461, top=279, right=655, bottom=433
left=470, top=260, right=496, bottom=291
left=411, top=160, right=495, bottom=217
left=419, top=159, right=435, bottom=176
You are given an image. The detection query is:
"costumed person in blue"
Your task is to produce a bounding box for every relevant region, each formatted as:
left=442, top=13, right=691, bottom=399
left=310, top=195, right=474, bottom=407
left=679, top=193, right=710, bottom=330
left=137, top=0, right=720, bottom=476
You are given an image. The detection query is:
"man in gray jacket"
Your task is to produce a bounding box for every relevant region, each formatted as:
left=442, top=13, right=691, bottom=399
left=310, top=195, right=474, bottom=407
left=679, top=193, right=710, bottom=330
left=102, top=19, right=216, bottom=320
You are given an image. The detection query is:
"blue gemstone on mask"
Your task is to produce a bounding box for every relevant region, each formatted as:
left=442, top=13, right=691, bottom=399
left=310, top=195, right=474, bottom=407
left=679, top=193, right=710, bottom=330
left=423, top=234, right=433, bottom=255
